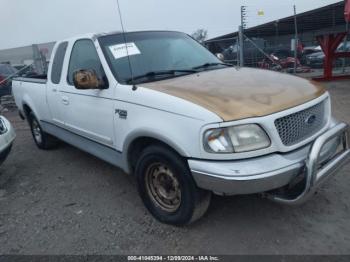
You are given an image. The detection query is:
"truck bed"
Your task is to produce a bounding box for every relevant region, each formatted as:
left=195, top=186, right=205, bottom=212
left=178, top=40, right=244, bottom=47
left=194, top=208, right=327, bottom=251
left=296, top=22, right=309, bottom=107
left=12, top=75, right=50, bottom=121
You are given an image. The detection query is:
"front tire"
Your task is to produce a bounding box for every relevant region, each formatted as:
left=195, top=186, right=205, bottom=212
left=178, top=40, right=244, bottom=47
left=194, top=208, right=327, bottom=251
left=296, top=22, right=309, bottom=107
left=28, top=112, right=58, bottom=150
left=135, top=145, right=211, bottom=225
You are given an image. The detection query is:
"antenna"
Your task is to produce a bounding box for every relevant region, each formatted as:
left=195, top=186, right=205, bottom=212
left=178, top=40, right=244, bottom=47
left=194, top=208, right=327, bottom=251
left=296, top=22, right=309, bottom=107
left=116, top=0, right=137, bottom=91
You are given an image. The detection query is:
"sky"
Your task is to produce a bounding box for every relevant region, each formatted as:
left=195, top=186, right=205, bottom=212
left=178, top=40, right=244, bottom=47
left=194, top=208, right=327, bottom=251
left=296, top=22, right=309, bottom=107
left=0, top=0, right=342, bottom=50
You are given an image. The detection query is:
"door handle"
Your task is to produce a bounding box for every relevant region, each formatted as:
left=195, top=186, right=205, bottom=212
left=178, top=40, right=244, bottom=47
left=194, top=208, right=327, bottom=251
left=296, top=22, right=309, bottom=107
left=61, top=96, right=69, bottom=105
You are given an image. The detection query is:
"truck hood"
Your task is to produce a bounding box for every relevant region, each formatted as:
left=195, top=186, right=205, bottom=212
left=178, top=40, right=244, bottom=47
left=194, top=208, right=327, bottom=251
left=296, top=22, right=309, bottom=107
left=142, top=67, right=325, bottom=121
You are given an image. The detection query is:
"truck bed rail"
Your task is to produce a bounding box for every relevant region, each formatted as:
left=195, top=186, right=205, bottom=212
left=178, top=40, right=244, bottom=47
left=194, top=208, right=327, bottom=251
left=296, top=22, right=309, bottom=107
left=13, top=77, right=47, bottom=84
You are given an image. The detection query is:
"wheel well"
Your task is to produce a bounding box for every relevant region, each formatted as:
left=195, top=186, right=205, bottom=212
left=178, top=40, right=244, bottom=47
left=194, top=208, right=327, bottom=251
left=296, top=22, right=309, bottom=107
left=22, top=104, right=32, bottom=118
left=127, top=137, right=183, bottom=174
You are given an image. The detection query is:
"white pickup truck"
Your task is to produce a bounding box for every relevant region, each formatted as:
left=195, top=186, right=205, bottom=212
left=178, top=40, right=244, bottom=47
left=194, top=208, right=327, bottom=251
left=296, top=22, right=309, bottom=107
left=12, top=31, right=350, bottom=225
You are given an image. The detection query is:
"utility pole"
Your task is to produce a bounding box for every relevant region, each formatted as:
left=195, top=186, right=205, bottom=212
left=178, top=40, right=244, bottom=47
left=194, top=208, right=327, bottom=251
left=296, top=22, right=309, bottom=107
left=293, top=5, right=298, bottom=74
left=274, top=20, right=279, bottom=45
left=240, top=6, right=247, bottom=66
left=241, top=6, right=247, bottom=30
left=342, top=14, right=349, bottom=73
left=239, top=26, right=244, bottom=66
left=343, top=0, right=350, bottom=73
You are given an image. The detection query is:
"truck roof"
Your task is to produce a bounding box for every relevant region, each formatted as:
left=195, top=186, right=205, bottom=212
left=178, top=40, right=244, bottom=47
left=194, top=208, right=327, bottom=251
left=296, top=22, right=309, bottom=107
left=60, top=31, right=121, bottom=43
left=59, top=30, right=186, bottom=43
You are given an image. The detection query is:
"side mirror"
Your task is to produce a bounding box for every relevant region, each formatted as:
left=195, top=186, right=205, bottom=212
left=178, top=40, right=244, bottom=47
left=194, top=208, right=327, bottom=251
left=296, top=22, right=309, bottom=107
left=216, top=53, right=225, bottom=61
left=73, top=69, right=105, bottom=90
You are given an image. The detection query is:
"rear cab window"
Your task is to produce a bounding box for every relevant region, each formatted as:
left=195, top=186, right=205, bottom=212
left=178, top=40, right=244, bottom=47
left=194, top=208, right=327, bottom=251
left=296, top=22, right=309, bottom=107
left=51, top=41, right=68, bottom=84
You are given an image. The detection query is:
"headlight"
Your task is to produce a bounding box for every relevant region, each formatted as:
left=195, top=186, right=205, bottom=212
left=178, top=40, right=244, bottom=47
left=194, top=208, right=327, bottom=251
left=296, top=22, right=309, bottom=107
left=0, top=117, right=7, bottom=135
left=204, top=124, right=270, bottom=153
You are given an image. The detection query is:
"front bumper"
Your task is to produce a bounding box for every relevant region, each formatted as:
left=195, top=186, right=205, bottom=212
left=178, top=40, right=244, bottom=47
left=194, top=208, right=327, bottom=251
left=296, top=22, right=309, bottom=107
left=189, top=122, right=350, bottom=204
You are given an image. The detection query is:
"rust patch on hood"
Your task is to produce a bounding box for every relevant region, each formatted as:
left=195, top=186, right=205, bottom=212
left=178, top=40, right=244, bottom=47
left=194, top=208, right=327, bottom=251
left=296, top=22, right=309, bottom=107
left=142, top=67, right=325, bottom=121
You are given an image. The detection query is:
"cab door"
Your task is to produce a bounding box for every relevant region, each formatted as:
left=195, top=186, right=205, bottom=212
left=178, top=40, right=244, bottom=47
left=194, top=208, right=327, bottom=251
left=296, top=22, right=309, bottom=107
left=47, top=41, right=68, bottom=126
left=58, top=39, right=116, bottom=147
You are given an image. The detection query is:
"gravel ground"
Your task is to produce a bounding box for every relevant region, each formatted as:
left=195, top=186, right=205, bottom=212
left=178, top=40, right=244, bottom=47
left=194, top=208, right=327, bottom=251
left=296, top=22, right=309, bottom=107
left=0, top=80, right=349, bottom=255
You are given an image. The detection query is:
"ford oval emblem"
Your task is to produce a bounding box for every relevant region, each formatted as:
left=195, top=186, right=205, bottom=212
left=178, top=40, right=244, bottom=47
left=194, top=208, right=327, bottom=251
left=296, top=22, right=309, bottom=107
left=305, top=114, right=316, bottom=125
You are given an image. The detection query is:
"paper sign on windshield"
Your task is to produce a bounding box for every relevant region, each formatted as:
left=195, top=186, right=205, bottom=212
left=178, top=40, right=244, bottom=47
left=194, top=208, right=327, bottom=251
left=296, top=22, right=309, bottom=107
left=109, top=43, right=141, bottom=59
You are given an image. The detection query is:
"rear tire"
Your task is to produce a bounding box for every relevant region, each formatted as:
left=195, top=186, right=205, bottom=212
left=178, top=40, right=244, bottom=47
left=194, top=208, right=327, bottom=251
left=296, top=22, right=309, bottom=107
left=28, top=112, right=59, bottom=150
left=135, top=145, right=211, bottom=225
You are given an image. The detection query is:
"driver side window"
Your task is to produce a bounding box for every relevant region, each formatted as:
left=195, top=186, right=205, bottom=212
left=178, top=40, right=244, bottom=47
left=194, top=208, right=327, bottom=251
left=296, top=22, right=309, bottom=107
left=67, top=39, right=108, bottom=88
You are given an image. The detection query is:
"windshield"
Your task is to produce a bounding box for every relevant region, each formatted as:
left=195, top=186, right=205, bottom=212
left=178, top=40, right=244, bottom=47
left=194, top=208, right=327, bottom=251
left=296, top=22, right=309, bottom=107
left=98, top=31, right=223, bottom=84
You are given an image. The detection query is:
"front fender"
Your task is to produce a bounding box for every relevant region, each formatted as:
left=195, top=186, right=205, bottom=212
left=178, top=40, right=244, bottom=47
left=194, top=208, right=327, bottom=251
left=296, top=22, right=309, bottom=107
left=123, top=128, right=190, bottom=157
left=122, top=128, right=191, bottom=173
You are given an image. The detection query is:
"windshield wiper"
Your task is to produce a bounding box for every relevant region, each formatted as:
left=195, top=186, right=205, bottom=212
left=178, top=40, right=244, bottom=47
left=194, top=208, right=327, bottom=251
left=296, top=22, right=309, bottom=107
left=126, top=69, right=197, bottom=84
left=192, top=62, right=233, bottom=70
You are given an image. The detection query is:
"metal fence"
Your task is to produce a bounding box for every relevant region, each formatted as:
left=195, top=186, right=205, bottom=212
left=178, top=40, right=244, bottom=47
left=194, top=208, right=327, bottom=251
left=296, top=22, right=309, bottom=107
left=0, top=44, right=50, bottom=97
left=205, top=1, right=350, bottom=77
left=206, top=34, right=350, bottom=75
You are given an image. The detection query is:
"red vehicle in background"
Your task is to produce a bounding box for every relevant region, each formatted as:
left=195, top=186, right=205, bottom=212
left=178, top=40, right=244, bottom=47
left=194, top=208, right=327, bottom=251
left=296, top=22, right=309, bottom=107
left=258, top=48, right=311, bottom=73
left=258, top=49, right=301, bottom=70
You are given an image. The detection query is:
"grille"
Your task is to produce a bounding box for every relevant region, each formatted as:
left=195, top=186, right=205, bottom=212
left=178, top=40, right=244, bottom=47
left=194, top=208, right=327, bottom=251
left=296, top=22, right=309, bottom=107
left=275, top=100, right=327, bottom=146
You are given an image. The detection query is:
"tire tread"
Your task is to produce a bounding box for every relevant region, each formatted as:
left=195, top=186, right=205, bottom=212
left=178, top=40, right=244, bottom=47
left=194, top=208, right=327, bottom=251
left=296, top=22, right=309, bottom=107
left=135, top=144, right=211, bottom=225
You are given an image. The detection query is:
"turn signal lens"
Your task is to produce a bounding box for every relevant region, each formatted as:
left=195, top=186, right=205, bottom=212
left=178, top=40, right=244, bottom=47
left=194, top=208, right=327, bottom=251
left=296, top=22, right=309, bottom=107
left=204, top=124, right=270, bottom=153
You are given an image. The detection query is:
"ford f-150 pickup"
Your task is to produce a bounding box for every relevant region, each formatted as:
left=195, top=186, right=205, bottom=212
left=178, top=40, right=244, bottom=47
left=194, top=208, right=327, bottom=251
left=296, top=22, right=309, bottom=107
left=12, top=31, right=350, bottom=225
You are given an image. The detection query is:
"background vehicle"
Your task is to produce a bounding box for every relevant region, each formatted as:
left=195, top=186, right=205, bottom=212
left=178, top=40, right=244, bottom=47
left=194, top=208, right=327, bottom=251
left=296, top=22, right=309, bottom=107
left=302, top=45, right=321, bottom=56
left=0, top=116, right=16, bottom=165
left=12, top=31, right=350, bottom=225
left=305, top=51, right=326, bottom=68
left=300, top=45, right=322, bottom=64
left=305, top=41, right=350, bottom=68
left=0, top=64, right=18, bottom=96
